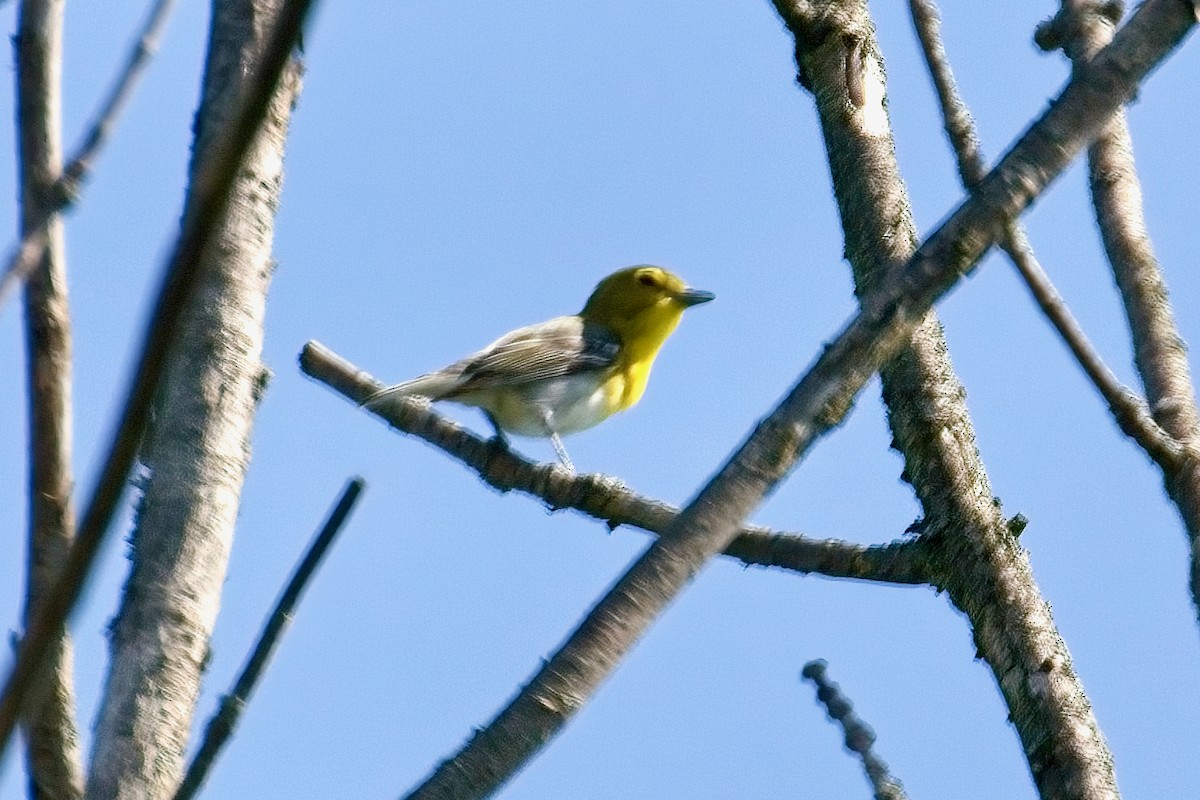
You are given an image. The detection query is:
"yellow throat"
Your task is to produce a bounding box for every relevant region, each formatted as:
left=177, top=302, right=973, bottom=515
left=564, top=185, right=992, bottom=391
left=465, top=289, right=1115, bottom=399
left=579, top=266, right=714, bottom=412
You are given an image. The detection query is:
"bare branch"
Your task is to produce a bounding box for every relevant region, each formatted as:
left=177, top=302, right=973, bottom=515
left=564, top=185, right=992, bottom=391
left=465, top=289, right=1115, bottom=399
left=60, top=0, right=178, bottom=195
left=0, top=0, right=178, bottom=310
left=0, top=0, right=318, bottom=762
left=15, top=0, right=84, bottom=796
left=394, top=5, right=1195, bottom=794
left=1040, top=0, right=1200, bottom=624
left=802, top=660, right=908, bottom=800
left=771, top=1, right=1195, bottom=798
left=300, top=341, right=932, bottom=586
left=173, top=478, right=365, bottom=800
left=85, top=1, right=307, bottom=795
left=1003, top=235, right=1181, bottom=466
left=908, top=0, right=1181, bottom=468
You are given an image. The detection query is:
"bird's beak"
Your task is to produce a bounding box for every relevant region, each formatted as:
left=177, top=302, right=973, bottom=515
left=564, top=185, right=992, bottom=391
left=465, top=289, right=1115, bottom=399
left=674, top=287, right=715, bottom=307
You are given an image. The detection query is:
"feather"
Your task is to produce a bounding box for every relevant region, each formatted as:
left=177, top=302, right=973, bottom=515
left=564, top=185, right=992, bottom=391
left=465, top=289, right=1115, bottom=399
left=362, top=316, right=620, bottom=407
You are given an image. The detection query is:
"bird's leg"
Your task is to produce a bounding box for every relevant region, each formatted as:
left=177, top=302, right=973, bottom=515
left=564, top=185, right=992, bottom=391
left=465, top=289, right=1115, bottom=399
left=536, top=408, right=574, bottom=472
left=549, top=433, right=574, bottom=472
left=484, top=412, right=511, bottom=453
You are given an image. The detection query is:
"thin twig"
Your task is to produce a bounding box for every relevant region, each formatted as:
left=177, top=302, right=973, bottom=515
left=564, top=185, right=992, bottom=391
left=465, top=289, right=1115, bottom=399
left=0, top=0, right=178, bottom=309
left=60, top=0, right=178, bottom=194
left=908, top=0, right=1181, bottom=469
left=173, top=478, right=366, bottom=800
left=802, top=660, right=908, bottom=800
left=0, top=0, right=318, bottom=760
left=398, top=6, right=1195, bottom=794
left=300, top=341, right=932, bottom=586
left=1006, top=240, right=1181, bottom=466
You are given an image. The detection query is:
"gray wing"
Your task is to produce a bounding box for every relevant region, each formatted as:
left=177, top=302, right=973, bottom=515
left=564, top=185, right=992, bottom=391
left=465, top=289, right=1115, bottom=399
left=446, top=316, right=620, bottom=396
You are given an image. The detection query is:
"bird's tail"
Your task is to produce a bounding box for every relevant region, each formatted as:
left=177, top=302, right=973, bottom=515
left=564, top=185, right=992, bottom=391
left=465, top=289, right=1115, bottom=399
left=361, top=369, right=465, bottom=408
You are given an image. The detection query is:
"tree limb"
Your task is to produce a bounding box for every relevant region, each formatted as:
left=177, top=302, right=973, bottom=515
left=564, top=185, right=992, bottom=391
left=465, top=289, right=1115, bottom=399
left=909, top=0, right=1181, bottom=469
left=1038, top=0, right=1200, bottom=626
left=15, top=0, right=85, bottom=797
left=300, top=341, right=933, bottom=586
left=777, top=1, right=1147, bottom=796
left=85, top=1, right=306, bottom=796
left=0, top=0, right=317, bottom=765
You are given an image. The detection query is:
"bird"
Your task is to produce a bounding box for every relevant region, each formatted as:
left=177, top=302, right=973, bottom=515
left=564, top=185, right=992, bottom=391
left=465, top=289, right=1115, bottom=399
left=362, top=265, right=714, bottom=470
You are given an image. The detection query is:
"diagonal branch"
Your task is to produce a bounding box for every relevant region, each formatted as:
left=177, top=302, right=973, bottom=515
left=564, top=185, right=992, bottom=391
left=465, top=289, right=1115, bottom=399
left=802, top=660, right=908, bottom=800
left=1038, top=0, right=1200, bottom=625
left=0, top=0, right=178, bottom=310
left=0, top=0, right=318, bottom=761
left=173, top=478, right=366, bottom=800
left=909, top=0, right=1180, bottom=469
left=15, top=0, right=85, bottom=797
left=300, top=341, right=932, bottom=586
left=396, top=4, right=1195, bottom=795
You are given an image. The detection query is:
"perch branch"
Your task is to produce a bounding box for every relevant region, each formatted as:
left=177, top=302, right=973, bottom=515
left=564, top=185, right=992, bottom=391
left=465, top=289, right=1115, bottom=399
left=300, top=341, right=932, bottom=586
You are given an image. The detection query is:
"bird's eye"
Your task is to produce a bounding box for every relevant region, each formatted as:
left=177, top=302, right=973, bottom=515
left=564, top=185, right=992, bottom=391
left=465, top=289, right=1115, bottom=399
left=637, top=273, right=657, bottom=287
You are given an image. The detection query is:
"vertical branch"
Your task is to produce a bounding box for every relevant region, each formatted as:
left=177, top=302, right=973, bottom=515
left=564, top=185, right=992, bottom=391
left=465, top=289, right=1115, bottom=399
left=0, top=0, right=315, bottom=773
left=84, top=1, right=305, bottom=798
left=1037, top=0, right=1200, bottom=623
left=14, top=0, right=86, bottom=797
left=771, top=1, right=1121, bottom=798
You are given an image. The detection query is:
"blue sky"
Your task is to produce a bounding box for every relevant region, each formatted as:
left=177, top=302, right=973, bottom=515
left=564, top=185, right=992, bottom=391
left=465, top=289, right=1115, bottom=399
left=2, top=2, right=1198, bottom=798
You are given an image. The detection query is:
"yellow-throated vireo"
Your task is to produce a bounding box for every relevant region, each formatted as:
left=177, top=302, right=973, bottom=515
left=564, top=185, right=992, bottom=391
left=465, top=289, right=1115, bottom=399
left=363, top=265, right=714, bottom=470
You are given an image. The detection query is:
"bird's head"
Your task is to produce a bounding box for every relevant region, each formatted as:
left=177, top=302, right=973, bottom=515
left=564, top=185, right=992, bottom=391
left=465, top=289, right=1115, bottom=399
left=580, top=266, right=714, bottom=340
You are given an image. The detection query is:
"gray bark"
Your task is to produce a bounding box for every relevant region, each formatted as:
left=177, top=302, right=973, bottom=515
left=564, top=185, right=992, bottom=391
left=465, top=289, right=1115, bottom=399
left=15, top=0, right=86, bottom=797
left=1050, top=0, right=1200, bottom=627
left=84, top=2, right=301, bottom=798
left=771, top=1, right=1119, bottom=797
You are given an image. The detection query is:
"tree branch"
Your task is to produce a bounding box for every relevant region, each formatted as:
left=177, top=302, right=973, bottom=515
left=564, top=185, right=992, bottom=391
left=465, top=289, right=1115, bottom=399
left=15, top=0, right=85, bottom=797
left=0, top=0, right=317, bottom=764
left=85, top=0, right=307, bottom=795
left=771, top=1, right=1192, bottom=798
left=909, top=0, right=1181, bottom=469
left=0, top=0, right=178, bottom=310
left=1039, top=0, right=1200, bottom=626
left=173, top=478, right=365, bottom=800
left=802, top=660, right=908, bottom=800
left=300, top=341, right=933, bottom=586
left=394, top=4, right=1194, bottom=795
left=777, top=1, right=1123, bottom=796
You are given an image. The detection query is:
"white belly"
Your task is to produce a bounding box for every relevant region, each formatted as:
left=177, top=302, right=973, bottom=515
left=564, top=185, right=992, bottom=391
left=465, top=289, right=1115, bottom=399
left=457, top=372, right=617, bottom=438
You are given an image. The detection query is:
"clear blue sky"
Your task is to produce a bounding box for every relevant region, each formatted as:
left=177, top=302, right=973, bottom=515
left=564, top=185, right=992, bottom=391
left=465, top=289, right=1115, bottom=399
left=2, top=2, right=1198, bottom=798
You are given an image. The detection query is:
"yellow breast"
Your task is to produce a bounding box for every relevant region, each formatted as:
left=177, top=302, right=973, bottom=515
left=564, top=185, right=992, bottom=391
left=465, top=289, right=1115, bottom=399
left=605, top=357, right=652, bottom=413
